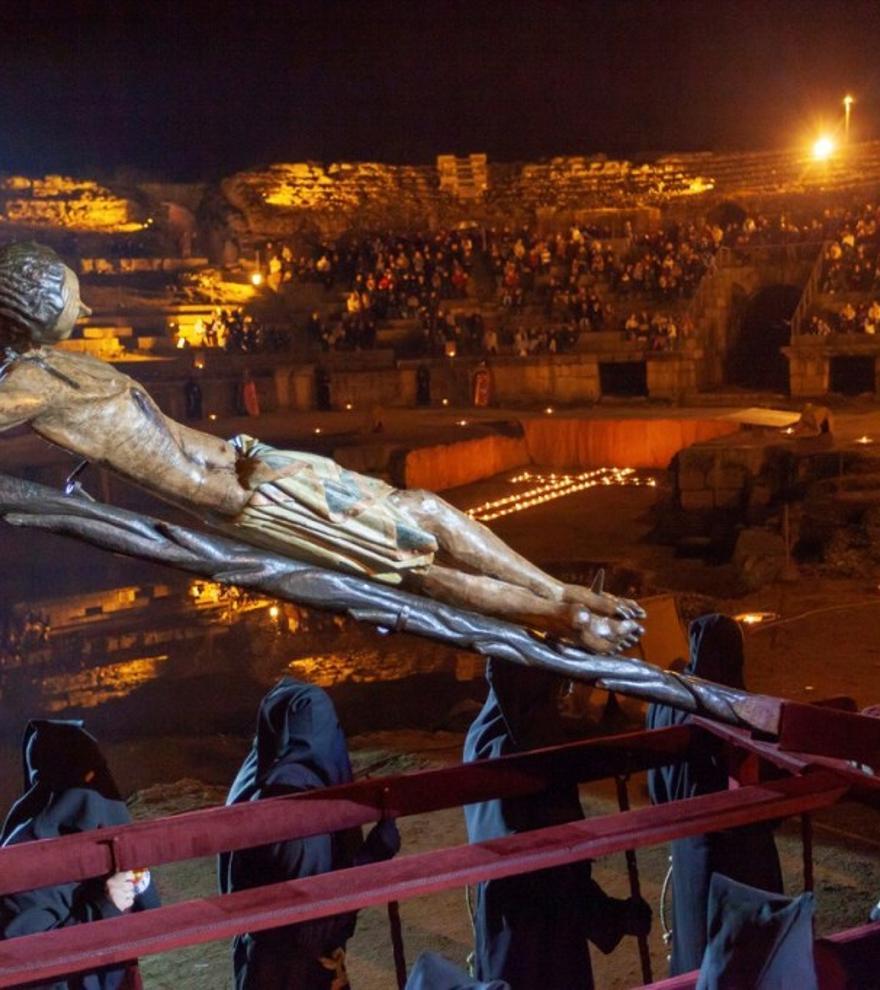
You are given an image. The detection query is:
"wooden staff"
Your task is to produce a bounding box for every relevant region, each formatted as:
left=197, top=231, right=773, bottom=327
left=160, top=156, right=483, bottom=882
left=615, top=773, right=653, bottom=984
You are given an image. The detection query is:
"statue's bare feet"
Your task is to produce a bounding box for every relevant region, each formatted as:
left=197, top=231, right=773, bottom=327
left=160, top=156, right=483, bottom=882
left=568, top=605, right=643, bottom=655
left=564, top=584, right=645, bottom=621
left=562, top=569, right=646, bottom=622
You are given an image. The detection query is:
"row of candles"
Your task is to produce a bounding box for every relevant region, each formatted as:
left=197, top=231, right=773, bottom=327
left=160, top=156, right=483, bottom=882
left=466, top=467, right=658, bottom=522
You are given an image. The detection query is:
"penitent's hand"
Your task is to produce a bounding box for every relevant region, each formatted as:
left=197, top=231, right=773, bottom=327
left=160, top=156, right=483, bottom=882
left=104, top=871, right=135, bottom=912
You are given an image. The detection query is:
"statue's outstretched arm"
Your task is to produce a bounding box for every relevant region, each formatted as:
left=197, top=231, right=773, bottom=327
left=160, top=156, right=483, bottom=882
left=0, top=387, right=49, bottom=433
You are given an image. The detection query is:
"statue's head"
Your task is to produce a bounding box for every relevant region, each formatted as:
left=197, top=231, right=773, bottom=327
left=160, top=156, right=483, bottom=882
left=0, top=242, right=92, bottom=349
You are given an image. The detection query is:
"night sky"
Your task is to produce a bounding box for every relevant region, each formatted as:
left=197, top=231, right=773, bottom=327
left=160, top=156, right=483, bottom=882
left=2, top=0, right=880, bottom=180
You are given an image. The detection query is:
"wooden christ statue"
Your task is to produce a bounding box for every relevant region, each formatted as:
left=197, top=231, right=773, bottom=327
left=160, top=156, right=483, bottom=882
left=0, top=242, right=644, bottom=654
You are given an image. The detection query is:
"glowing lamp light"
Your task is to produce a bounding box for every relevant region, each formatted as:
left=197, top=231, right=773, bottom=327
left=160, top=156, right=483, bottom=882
left=457, top=419, right=469, bottom=427
left=208, top=413, right=218, bottom=421
left=314, top=427, right=322, bottom=435
left=269, top=605, right=280, bottom=620
left=545, top=406, right=555, bottom=414
left=193, top=356, right=205, bottom=370
left=812, top=135, right=835, bottom=161
left=250, top=272, right=264, bottom=287
left=176, top=337, right=186, bottom=349
left=782, top=426, right=796, bottom=435
left=344, top=402, right=353, bottom=411
left=856, top=435, right=874, bottom=445
left=441, top=398, right=449, bottom=406
left=734, top=611, right=779, bottom=626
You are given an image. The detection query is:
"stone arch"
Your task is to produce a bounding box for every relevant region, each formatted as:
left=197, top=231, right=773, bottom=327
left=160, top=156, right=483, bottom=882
left=726, top=283, right=801, bottom=392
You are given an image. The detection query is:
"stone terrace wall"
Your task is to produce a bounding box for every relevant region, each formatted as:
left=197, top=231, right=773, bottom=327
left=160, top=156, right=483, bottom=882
left=218, top=162, right=462, bottom=242
left=8, top=141, right=880, bottom=255
left=0, top=175, right=146, bottom=233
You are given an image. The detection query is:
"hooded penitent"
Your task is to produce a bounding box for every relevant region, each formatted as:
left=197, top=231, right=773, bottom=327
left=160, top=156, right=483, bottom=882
left=404, top=951, right=511, bottom=990
left=463, top=660, right=635, bottom=990
left=0, top=720, right=159, bottom=990
left=220, top=678, right=398, bottom=990
left=696, top=874, right=817, bottom=990
left=647, top=614, right=783, bottom=976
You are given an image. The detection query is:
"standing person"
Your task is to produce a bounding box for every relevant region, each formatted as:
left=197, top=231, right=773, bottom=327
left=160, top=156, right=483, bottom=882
left=416, top=364, right=432, bottom=406
left=241, top=369, right=260, bottom=418
left=647, top=614, right=783, bottom=976
left=184, top=376, right=203, bottom=421
left=0, top=720, right=159, bottom=990
left=471, top=362, right=491, bottom=408
left=464, top=660, right=651, bottom=989
left=220, top=678, right=400, bottom=990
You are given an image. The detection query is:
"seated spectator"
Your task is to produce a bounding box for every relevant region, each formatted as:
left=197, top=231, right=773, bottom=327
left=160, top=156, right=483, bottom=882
left=647, top=614, right=783, bottom=977
left=220, top=678, right=400, bottom=990
left=464, top=660, right=651, bottom=989
left=0, top=719, right=160, bottom=990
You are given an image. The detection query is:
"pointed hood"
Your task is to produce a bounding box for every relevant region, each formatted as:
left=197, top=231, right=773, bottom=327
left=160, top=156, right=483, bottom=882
left=1, top=719, right=121, bottom=845
left=685, top=613, right=745, bottom=689
left=227, top=678, right=352, bottom=807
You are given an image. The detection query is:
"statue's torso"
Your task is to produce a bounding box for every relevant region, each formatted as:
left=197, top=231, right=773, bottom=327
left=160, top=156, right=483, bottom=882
left=3, top=348, right=248, bottom=515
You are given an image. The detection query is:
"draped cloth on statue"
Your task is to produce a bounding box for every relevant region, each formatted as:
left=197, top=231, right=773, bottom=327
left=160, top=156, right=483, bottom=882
left=224, top=436, right=438, bottom=584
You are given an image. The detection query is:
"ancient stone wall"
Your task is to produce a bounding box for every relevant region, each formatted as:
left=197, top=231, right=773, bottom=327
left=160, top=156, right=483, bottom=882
left=0, top=175, right=145, bottom=232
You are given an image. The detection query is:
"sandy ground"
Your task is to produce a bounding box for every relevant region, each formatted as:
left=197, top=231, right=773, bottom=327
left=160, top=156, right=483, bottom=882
left=128, top=737, right=880, bottom=990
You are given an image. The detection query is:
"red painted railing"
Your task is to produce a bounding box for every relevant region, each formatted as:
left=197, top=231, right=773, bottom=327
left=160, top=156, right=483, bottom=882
left=0, top=720, right=874, bottom=988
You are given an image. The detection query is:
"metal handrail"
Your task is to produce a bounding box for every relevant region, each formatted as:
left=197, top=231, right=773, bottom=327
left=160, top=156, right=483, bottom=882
left=790, top=240, right=830, bottom=338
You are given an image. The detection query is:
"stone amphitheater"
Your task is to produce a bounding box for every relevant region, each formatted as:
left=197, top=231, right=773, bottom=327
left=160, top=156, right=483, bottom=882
left=5, top=141, right=880, bottom=251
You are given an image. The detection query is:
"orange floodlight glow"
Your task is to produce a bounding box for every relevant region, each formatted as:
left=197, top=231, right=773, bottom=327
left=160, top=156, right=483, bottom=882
left=812, top=135, right=835, bottom=161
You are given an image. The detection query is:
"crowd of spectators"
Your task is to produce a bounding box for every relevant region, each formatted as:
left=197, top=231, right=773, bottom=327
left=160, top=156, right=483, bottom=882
left=622, top=310, right=691, bottom=351
left=615, top=225, right=717, bottom=298
left=264, top=229, right=475, bottom=315
left=185, top=309, right=289, bottom=353
left=305, top=310, right=377, bottom=351
left=821, top=205, right=880, bottom=293
left=487, top=221, right=718, bottom=312
left=806, top=300, right=880, bottom=336
left=255, top=204, right=880, bottom=359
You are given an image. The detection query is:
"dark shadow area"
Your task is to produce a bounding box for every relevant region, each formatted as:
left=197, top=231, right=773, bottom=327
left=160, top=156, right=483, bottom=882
left=829, top=355, right=876, bottom=396
left=707, top=200, right=747, bottom=228
left=599, top=360, right=647, bottom=397
left=727, top=284, right=801, bottom=391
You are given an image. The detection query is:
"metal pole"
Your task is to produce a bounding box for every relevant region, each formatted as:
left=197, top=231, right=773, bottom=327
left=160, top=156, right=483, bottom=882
left=615, top=775, right=653, bottom=984
left=801, top=813, right=814, bottom=892
left=387, top=900, right=407, bottom=989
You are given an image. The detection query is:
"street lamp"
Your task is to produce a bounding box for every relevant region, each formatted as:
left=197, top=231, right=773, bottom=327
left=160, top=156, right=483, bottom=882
left=844, top=94, right=855, bottom=141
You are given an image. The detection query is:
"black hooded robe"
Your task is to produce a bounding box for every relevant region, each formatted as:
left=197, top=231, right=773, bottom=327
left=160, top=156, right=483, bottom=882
left=646, top=614, right=783, bottom=976
left=0, top=720, right=160, bottom=990
left=463, top=660, right=634, bottom=990
left=697, top=873, right=817, bottom=990
left=404, top=951, right=510, bottom=989
left=220, top=677, right=399, bottom=990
